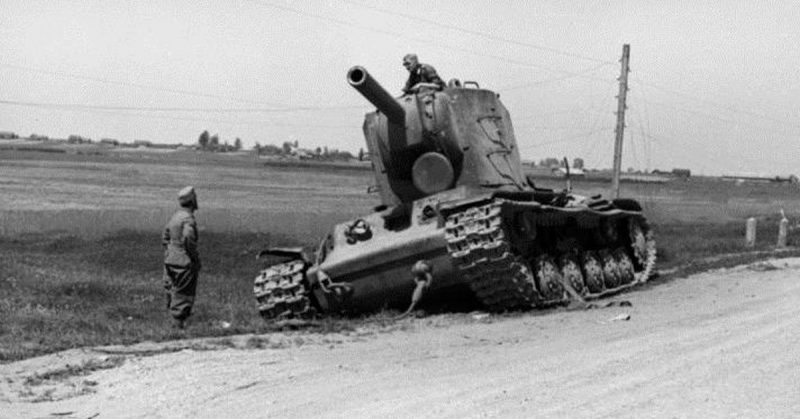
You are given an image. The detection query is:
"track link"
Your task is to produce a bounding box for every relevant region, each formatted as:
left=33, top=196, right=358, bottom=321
left=253, top=260, right=316, bottom=320
left=445, top=202, right=541, bottom=311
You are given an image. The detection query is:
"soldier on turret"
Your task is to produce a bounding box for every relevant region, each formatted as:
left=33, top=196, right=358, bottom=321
left=402, top=53, right=445, bottom=94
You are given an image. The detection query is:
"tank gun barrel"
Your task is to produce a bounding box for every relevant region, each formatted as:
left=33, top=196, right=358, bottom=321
left=347, top=66, right=405, bottom=125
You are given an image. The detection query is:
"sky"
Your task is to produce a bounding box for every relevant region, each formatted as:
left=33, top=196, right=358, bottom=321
left=1, top=0, right=799, bottom=175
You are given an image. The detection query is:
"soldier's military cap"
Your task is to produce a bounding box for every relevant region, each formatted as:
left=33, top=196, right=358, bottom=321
left=178, top=186, right=196, bottom=206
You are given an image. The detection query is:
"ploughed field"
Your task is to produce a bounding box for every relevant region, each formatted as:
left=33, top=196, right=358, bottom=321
left=1, top=149, right=799, bottom=362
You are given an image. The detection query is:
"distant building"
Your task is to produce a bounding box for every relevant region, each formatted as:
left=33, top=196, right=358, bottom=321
left=133, top=140, right=153, bottom=147
left=551, top=167, right=586, bottom=178
left=722, top=173, right=798, bottom=184
left=100, top=138, right=120, bottom=146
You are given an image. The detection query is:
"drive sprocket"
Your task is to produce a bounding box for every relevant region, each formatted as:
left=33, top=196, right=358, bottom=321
left=445, top=202, right=541, bottom=311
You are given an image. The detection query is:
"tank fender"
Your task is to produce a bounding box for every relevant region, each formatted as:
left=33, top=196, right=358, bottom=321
left=437, top=193, right=494, bottom=217
left=611, top=198, right=643, bottom=212
left=491, top=190, right=536, bottom=202
left=256, top=247, right=310, bottom=264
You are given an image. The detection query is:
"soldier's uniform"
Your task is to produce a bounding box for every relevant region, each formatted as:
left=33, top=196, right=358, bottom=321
left=402, top=53, right=445, bottom=94
left=162, top=186, right=200, bottom=329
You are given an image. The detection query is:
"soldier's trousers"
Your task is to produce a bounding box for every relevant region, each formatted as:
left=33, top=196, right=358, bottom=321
left=163, top=264, right=199, bottom=321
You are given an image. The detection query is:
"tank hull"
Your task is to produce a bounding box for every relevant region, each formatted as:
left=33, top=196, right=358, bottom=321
left=253, top=188, right=656, bottom=318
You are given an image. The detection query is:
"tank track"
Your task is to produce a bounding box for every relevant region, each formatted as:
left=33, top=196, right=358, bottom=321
left=444, top=200, right=657, bottom=311
left=444, top=204, right=541, bottom=310
left=253, top=260, right=317, bottom=320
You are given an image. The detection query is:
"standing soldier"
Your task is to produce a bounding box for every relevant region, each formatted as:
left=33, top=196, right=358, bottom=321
left=162, top=186, right=201, bottom=329
left=401, top=53, right=445, bottom=94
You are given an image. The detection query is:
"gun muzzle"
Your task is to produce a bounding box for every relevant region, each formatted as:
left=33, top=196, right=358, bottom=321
left=347, top=66, right=405, bottom=125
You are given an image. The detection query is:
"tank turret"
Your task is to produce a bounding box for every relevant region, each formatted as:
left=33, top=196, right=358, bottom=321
left=347, top=66, right=528, bottom=206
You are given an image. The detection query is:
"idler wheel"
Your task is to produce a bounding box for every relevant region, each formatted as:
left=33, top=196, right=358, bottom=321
left=628, top=218, right=649, bottom=269
left=559, top=254, right=585, bottom=296
left=580, top=252, right=604, bottom=293
left=599, top=250, right=621, bottom=289
left=534, top=255, right=565, bottom=301
left=615, top=248, right=635, bottom=284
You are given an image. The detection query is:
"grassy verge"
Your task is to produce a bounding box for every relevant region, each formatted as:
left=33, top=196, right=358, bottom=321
left=0, top=230, right=298, bottom=362
left=652, top=214, right=797, bottom=270
left=1, top=217, right=797, bottom=362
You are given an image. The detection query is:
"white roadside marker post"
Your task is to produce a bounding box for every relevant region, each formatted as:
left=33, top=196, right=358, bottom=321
left=777, top=210, right=788, bottom=249
left=745, top=217, right=757, bottom=248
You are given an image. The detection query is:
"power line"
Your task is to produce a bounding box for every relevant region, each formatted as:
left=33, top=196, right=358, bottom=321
left=0, top=99, right=354, bottom=128
left=630, top=76, right=800, bottom=130
left=579, top=95, right=609, bottom=164
left=634, top=82, right=654, bottom=170
left=513, top=104, right=612, bottom=122
left=628, top=126, right=640, bottom=169
left=628, top=121, right=797, bottom=173
left=531, top=125, right=613, bottom=131
left=632, top=107, right=651, bottom=171
left=627, top=85, right=799, bottom=169
left=0, top=63, right=289, bottom=107
left=582, top=133, right=607, bottom=165
left=0, top=99, right=366, bottom=113
left=497, top=62, right=614, bottom=92
left=533, top=127, right=614, bottom=147
left=641, top=97, right=800, bottom=135
left=340, top=0, right=615, bottom=65
left=638, top=130, right=745, bottom=168
left=245, top=0, right=612, bottom=84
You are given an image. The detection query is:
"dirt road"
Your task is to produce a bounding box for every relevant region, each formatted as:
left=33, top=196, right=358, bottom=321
left=3, top=259, right=800, bottom=418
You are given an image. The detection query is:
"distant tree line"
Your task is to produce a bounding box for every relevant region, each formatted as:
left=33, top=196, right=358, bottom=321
left=197, top=130, right=242, bottom=152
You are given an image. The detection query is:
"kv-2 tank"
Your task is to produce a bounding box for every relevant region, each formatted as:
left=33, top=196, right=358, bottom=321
left=253, top=66, right=656, bottom=319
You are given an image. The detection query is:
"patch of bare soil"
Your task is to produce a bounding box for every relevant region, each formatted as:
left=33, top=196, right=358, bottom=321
left=3, top=259, right=800, bottom=418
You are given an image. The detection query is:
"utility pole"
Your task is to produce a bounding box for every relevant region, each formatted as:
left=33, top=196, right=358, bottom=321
left=611, top=44, right=630, bottom=198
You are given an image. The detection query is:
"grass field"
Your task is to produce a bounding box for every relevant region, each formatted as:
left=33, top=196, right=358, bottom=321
left=1, top=148, right=799, bottom=361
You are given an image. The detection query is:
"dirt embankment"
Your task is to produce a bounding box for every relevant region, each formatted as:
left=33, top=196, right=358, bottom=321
left=3, top=259, right=800, bottom=418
